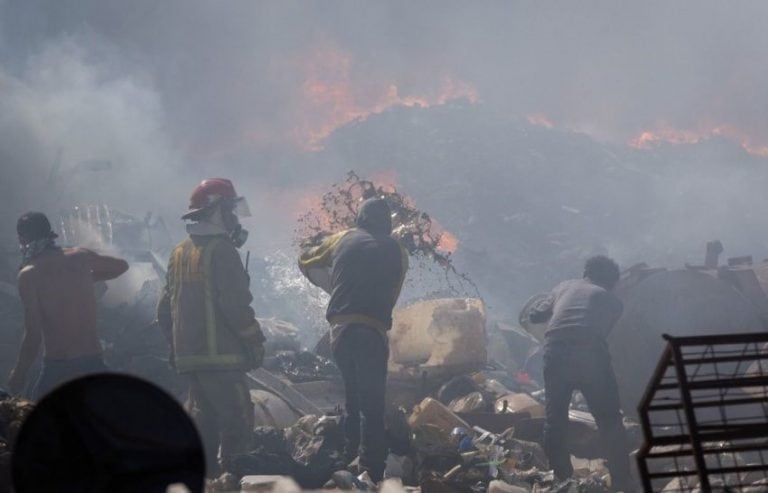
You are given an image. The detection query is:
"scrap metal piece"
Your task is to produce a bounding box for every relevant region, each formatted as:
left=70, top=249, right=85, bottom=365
left=246, top=368, right=323, bottom=417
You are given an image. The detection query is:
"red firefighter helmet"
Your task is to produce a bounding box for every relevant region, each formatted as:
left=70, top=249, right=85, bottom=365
left=182, top=178, right=251, bottom=220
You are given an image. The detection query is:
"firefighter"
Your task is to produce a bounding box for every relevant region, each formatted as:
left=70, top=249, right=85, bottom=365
left=528, top=255, right=632, bottom=491
left=298, top=197, right=409, bottom=482
left=8, top=212, right=128, bottom=398
left=157, top=178, right=266, bottom=477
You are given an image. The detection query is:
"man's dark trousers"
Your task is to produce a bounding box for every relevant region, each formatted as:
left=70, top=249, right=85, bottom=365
left=543, top=337, right=631, bottom=490
left=332, top=323, right=388, bottom=482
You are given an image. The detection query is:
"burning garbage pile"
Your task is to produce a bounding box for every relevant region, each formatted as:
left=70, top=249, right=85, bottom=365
left=223, top=295, right=641, bottom=493
left=311, top=101, right=768, bottom=327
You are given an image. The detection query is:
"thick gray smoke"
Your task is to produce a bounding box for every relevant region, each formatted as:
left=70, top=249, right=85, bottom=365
left=0, top=32, right=185, bottom=242
left=4, top=1, right=768, bottom=163
left=2, top=1, right=768, bottom=324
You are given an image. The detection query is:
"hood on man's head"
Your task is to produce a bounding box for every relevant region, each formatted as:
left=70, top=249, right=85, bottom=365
left=355, top=198, right=393, bottom=236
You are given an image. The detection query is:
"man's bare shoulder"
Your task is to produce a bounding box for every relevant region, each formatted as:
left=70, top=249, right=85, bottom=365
left=16, top=264, right=40, bottom=299
left=17, top=264, right=35, bottom=283
left=62, top=246, right=92, bottom=257
left=61, top=247, right=100, bottom=265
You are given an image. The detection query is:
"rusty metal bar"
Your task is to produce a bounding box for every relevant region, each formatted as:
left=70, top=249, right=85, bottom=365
left=639, top=345, right=674, bottom=444
left=678, top=352, right=768, bottom=366
left=669, top=338, right=711, bottom=491
left=662, top=332, right=768, bottom=346
left=653, top=375, right=768, bottom=391
left=647, top=395, right=768, bottom=411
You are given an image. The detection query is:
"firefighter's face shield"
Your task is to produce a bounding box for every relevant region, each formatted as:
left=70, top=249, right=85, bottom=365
left=218, top=196, right=251, bottom=218
left=231, top=196, right=251, bottom=218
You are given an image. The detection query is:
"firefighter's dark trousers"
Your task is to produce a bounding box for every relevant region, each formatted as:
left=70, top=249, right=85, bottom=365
left=332, top=324, right=389, bottom=482
left=185, top=370, right=254, bottom=477
left=543, top=336, right=631, bottom=491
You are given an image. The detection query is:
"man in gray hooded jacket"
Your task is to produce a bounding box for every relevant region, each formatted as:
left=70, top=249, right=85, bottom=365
left=299, top=198, right=408, bottom=482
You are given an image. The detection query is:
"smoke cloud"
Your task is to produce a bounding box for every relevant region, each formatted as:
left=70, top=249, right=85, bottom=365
left=0, top=32, right=185, bottom=241
left=5, top=1, right=768, bottom=162
left=2, top=1, right=768, bottom=321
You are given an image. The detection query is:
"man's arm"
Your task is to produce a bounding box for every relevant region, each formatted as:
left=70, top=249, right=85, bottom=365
left=528, top=294, right=555, bottom=324
left=8, top=269, right=43, bottom=394
left=83, top=249, right=129, bottom=281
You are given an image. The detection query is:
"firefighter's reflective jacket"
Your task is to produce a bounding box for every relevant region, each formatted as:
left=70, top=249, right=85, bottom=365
left=157, top=235, right=265, bottom=372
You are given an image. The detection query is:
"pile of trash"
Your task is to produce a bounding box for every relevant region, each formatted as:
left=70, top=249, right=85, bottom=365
left=222, top=369, right=638, bottom=493
left=219, top=415, right=346, bottom=490
left=221, top=298, right=640, bottom=493
left=0, top=393, right=35, bottom=491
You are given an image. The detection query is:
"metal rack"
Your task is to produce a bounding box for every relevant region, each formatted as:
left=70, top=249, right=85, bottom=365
left=637, top=332, right=768, bottom=492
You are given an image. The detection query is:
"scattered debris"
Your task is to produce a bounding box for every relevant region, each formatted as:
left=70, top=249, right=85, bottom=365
left=263, top=351, right=339, bottom=384
left=0, top=395, right=34, bottom=491
left=240, top=475, right=301, bottom=493
left=224, top=416, right=346, bottom=489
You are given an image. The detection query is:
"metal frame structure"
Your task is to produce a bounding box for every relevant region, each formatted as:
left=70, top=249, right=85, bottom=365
left=637, top=332, right=768, bottom=492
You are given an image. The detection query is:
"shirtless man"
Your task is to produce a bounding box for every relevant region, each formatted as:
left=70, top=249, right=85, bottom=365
left=8, top=212, right=129, bottom=398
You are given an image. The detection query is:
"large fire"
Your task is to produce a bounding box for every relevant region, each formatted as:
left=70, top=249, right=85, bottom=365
left=628, top=123, right=768, bottom=157
left=295, top=46, right=479, bottom=150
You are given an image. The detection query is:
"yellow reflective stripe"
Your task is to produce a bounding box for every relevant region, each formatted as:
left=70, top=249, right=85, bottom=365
left=170, top=240, right=190, bottom=325
left=329, top=314, right=390, bottom=332
left=202, top=238, right=222, bottom=357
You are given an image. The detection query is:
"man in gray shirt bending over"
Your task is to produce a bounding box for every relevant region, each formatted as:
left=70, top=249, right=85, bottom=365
left=529, top=255, right=631, bottom=491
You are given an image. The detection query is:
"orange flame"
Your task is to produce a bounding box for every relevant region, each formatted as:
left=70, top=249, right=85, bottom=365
left=437, top=230, right=460, bottom=254
left=295, top=46, right=479, bottom=150
left=628, top=123, right=768, bottom=157
left=628, top=126, right=703, bottom=149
